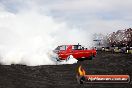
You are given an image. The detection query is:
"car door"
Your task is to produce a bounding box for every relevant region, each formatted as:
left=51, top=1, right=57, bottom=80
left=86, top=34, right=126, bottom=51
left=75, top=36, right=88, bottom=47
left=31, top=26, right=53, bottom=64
left=72, top=45, right=84, bottom=59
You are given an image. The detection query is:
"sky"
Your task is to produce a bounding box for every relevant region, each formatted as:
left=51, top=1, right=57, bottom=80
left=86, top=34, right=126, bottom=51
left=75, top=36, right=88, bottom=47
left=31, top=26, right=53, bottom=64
left=0, top=0, right=132, bottom=34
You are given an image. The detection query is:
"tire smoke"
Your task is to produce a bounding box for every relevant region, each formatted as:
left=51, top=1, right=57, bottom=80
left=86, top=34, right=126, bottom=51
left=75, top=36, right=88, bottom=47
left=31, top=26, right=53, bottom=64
left=0, top=5, right=92, bottom=66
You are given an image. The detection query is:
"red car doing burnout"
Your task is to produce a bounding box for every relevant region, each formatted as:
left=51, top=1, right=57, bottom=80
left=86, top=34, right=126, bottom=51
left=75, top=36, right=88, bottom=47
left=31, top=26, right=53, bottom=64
left=53, top=44, right=96, bottom=61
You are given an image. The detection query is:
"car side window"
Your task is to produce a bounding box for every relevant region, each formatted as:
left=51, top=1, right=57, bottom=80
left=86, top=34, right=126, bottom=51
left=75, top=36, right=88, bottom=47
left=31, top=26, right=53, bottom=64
left=72, top=45, right=77, bottom=50
left=78, top=46, right=82, bottom=50
left=72, top=45, right=82, bottom=50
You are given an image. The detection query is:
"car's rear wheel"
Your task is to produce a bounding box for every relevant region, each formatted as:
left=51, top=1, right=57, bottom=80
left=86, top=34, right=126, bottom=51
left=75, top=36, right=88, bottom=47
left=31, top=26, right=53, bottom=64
left=93, top=53, right=95, bottom=57
left=78, top=58, right=84, bottom=61
left=88, top=55, right=93, bottom=60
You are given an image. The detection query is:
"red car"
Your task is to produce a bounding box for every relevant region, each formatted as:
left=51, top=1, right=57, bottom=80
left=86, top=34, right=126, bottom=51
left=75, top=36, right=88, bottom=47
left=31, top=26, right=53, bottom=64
left=53, top=44, right=96, bottom=61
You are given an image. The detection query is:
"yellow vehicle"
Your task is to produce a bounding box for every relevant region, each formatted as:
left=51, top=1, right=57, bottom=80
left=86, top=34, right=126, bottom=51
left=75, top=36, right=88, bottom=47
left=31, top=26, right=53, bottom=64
left=114, top=47, right=122, bottom=53
left=126, top=47, right=132, bottom=54
left=104, top=47, right=111, bottom=52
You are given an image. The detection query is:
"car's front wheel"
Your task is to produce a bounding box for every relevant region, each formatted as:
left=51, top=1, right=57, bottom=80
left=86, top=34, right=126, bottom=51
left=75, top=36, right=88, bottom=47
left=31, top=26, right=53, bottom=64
left=66, top=55, right=74, bottom=61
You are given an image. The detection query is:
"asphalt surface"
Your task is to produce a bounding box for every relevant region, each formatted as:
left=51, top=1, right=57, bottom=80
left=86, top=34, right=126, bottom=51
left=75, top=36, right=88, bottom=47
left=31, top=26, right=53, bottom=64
left=0, top=51, right=132, bottom=88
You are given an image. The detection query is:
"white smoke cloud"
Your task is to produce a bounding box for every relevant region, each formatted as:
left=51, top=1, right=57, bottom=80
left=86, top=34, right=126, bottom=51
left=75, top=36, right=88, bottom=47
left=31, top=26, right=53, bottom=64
left=0, top=3, right=92, bottom=66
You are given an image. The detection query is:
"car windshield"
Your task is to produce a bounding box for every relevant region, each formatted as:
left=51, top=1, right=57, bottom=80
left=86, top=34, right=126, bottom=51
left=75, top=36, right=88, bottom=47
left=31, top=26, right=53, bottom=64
left=60, top=45, right=66, bottom=50
left=55, top=46, right=60, bottom=50
left=55, top=45, right=67, bottom=50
